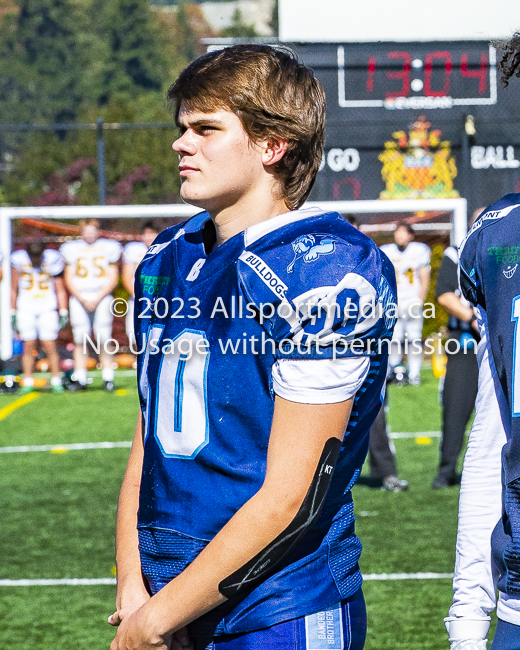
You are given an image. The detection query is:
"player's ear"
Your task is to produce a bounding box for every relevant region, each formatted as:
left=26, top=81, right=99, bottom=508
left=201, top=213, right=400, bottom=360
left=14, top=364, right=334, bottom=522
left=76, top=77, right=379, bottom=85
left=262, top=138, right=288, bottom=167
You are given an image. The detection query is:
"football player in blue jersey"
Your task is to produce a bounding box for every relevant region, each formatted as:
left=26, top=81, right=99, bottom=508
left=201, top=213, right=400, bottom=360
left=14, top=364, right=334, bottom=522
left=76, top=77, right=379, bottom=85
left=109, top=44, right=397, bottom=650
left=444, top=34, right=520, bottom=650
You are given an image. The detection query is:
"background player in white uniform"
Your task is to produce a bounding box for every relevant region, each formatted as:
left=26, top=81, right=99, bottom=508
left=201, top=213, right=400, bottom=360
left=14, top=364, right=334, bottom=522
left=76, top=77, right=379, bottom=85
left=381, top=223, right=431, bottom=385
left=60, top=219, right=122, bottom=391
left=122, top=221, right=159, bottom=347
left=10, top=242, right=68, bottom=393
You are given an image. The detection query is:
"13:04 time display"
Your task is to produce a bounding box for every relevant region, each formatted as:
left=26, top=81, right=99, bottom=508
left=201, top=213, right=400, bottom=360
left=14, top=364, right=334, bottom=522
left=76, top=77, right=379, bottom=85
left=337, top=42, right=497, bottom=110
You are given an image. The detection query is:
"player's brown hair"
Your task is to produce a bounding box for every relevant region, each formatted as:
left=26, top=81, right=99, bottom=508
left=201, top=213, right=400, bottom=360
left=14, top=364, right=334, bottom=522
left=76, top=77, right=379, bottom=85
left=167, top=44, right=326, bottom=210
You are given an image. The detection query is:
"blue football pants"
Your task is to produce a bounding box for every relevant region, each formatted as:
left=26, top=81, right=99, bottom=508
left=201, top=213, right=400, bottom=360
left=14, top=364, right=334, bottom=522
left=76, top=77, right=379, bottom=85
left=193, top=589, right=367, bottom=650
left=490, top=619, right=520, bottom=650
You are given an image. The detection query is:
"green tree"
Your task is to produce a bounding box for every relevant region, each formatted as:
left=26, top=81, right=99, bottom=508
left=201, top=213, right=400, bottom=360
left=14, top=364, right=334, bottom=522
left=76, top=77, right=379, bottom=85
left=0, top=0, right=210, bottom=207
left=156, top=1, right=215, bottom=71
left=174, top=0, right=197, bottom=62
left=269, top=0, right=278, bottom=36
left=2, top=95, right=181, bottom=206
left=0, top=0, right=90, bottom=124
left=88, top=0, right=170, bottom=105
left=220, top=8, right=258, bottom=38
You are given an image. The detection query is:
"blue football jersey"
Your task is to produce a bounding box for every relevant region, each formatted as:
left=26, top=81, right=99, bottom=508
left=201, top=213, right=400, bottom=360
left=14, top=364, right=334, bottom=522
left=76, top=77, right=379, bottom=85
left=134, top=207, right=397, bottom=634
left=459, top=193, right=520, bottom=596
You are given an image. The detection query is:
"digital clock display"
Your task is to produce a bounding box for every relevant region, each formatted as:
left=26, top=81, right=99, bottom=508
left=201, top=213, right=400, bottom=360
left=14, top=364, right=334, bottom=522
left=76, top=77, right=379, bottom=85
left=285, top=41, right=520, bottom=210
left=336, top=42, right=497, bottom=110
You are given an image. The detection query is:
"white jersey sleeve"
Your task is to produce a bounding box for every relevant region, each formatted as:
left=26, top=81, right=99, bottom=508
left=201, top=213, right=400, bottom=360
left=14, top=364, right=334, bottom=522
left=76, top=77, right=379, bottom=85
left=42, top=249, right=64, bottom=276
left=60, top=240, right=82, bottom=266
left=449, top=310, right=507, bottom=620
left=123, top=241, right=148, bottom=265
left=102, top=238, right=123, bottom=264
left=272, top=357, right=370, bottom=404
left=11, top=249, right=30, bottom=272
left=416, top=241, right=431, bottom=267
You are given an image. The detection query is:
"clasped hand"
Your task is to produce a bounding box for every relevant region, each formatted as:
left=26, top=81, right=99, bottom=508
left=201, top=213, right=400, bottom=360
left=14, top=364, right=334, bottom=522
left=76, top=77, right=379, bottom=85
left=109, top=603, right=193, bottom=650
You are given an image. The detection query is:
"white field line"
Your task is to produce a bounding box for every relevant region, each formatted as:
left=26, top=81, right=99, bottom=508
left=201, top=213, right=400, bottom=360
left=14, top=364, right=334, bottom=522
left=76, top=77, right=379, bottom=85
left=389, top=431, right=441, bottom=439
left=0, top=433, right=448, bottom=454
left=0, top=578, right=117, bottom=586
left=33, top=370, right=137, bottom=378
left=0, top=441, right=132, bottom=453
left=0, top=573, right=453, bottom=587
left=363, top=572, right=453, bottom=581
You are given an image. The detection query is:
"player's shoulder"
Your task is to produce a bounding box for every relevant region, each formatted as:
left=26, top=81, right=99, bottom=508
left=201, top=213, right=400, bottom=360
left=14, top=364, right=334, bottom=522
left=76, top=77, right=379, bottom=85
left=249, top=206, right=377, bottom=252
left=95, top=237, right=122, bottom=256
left=443, top=245, right=458, bottom=264
left=11, top=249, right=29, bottom=269
left=379, top=242, right=396, bottom=254
left=379, top=242, right=403, bottom=264
left=459, top=194, right=520, bottom=305
left=123, top=240, right=147, bottom=263
left=410, top=241, right=430, bottom=254
left=43, top=248, right=62, bottom=263
left=460, top=194, right=520, bottom=267
left=239, top=207, right=390, bottom=302
left=408, top=241, right=431, bottom=265
left=42, top=248, right=64, bottom=275
left=124, top=240, right=147, bottom=252
left=59, top=239, right=84, bottom=261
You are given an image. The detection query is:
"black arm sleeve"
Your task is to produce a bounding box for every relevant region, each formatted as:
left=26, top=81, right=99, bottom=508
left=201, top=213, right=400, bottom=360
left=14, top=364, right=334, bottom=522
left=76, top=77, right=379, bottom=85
left=219, top=437, right=342, bottom=598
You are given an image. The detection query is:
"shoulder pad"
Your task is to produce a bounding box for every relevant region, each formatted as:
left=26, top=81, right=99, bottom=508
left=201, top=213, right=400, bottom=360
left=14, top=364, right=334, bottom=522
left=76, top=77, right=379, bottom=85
left=414, top=241, right=431, bottom=264
left=43, top=249, right=64, bottom=276
left=123, top=241, right=147, bottom=264
left=238, top=214, right=397, bottom=354
left=459, top=194, right=520, bottom=307
left=443, top=246, right=458, bottom=265
left=97, top=238, right=122, bottom=262
left=11, top=249, right=29, bottom=271
left=59, top=240, right=82, bottom=264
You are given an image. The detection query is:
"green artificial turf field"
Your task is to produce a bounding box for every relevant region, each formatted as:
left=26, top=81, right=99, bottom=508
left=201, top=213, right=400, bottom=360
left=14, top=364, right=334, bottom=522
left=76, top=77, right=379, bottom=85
left=0, top=369, right=491, bottom=649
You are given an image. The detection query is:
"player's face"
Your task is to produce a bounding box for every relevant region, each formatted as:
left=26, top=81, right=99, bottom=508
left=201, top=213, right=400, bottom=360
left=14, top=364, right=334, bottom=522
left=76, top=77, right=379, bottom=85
left=394, top=226, right=413, bottom=248
left=172, top=106, right=268, bottom=214
left=82, top=224, right=99, bottom=245
left=142, top=228, right=158, bottom=248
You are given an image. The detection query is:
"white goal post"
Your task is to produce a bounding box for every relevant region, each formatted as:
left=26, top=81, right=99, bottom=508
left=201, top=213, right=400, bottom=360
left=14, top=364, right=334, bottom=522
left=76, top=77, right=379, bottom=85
left=0, top=198, right=467, bottom=361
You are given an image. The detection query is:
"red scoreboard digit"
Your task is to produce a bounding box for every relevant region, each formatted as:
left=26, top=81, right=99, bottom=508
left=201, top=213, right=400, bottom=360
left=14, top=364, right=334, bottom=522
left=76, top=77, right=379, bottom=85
left=336, top=42, right=495, bottom=108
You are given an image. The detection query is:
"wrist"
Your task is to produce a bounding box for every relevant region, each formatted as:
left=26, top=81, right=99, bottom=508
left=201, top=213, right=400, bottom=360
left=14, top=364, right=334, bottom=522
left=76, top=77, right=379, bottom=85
left=444, top=616, right=490, bottom=640
left=59, top=308, right=69, bottom=317
left=138, top=594, right=172, bottom=641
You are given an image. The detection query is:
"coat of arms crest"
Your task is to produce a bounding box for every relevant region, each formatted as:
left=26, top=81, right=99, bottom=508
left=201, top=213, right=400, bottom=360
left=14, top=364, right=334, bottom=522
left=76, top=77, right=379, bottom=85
left=379, top=116, right=459, bottom=200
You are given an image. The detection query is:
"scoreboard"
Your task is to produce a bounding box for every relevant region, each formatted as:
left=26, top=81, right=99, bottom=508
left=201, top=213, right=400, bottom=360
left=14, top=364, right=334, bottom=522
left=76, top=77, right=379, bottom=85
left=336, top=43, right=494, bottom=109
left=289, top=42, right=520, bottom=212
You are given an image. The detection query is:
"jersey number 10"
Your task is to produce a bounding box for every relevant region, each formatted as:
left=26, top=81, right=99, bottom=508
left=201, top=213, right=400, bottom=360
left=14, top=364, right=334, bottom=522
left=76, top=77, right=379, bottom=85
left=139, top=326, right=210, bottom=459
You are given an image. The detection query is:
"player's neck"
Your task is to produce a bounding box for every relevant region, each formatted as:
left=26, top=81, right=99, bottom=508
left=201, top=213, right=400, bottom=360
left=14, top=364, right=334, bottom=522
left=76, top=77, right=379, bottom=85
left=206, top=189, right=289, bottom=251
